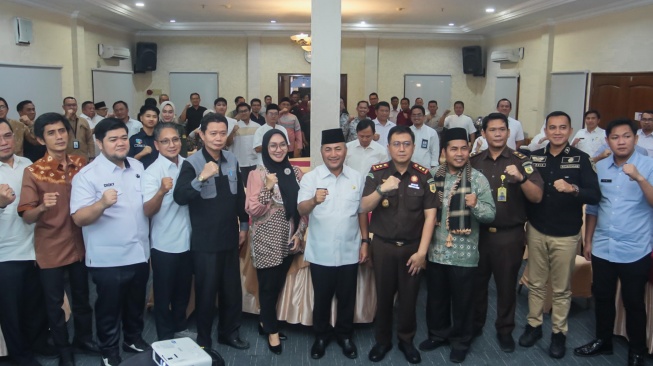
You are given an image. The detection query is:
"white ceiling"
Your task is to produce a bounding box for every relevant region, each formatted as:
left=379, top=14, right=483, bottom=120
left=10, top=0, right=653, bottom=37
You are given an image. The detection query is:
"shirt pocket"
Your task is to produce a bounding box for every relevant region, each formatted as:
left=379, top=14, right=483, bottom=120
left=227, top=169, right=238, bottom=195
left=200, top=179, right=217, bottom=199
left=405, top=186, right=425, bottom=211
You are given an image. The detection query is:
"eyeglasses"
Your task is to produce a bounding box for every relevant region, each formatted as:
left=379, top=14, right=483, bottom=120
left=0, top=132, right=14, bottom=142
left=390, top=141, right=413, bottom=148
left=158, top=137, right=181, bottom=146
left=641, top=118, right=653, bottom=123
left=269, top=143, right=288, bottom=150
left=411, top=113, right=424, bottom=118
left=0, top=106, right=7, bottom=111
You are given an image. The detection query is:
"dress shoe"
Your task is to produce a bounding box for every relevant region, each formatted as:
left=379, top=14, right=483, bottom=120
left=267, top=336, right=282, bottom=355
left=628, top=350, right=646, bottom=366
left=73, top=338, right=101, bottom=354
left=368, top=343, right=392, bottom=362
left=258, top=323, right=287, bottom=340
left=122, top=337, right=151, bottom=353
left=217, top=336, right=250, bottom=350
left=574, top=339, right=613, bottom=357
left=398, top=342, right=421, bottom=364
left=549, top=332, right=566, bottom=359
left=59, top=347, right=75, bottom=366
left=450, top=348, right=468, bottom=364
left=418, top=338, right=447, bottom=352
left=311, top=338, right=329, bottom=359
left=337, top=338, right=358, bottom=359
left=205, top=348, right=225, bottom=365
left=497, top=333, right=515, bottom=353
left=99, top=353, right=121, bottom=366
left=518, top=324, right=542, bottom=347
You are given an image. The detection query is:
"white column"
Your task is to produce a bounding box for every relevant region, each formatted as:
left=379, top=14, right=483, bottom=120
left=247, top=36, right=261, bottom=102
left=310, top=0, right=342, bottom=163
left=364, top=37, right=379, bottom=96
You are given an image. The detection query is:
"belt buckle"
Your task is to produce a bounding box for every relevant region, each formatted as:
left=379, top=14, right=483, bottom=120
left=488, top=227, right=497, bottom=233
left=395, top=241, right=405, bottom=247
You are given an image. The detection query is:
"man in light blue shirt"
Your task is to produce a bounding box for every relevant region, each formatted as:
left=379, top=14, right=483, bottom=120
left=298, top=128, right=369, bottom=360
left=141, top=122, right=192, bottom=341
left=71, top=118, right=150, bottom=366
left=574, top=119, right=653, bottom=366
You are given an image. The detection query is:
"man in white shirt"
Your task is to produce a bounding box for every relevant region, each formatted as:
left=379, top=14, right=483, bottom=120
left=444, top=101, right=476, bottom=143
left=253, top=104, right=289, bottom=165
left=230, top=102, right=260, bottom=185
left=112, top=100, right=143, bottom=138
left=636, top=110, right=653, bottom=156
left=571, top=110, right=605, bottom=157
left=71, top=118, right=150, bottom=366
left=298, top=128, right=369, bottom=360
left=373, top=101, right=396, bottom=148
left=497, top=99, right=525, bottom=149
left=409, top=105, right=440, bottom=168
left=80, top=101, right=103, bottom=129
left=389, top=96, right=400, bottom=123
left=142, top=122, right=193, bottom=342
left=345, top=119, right=388, bottom=177
left=0, top=119, right=50, bottom=366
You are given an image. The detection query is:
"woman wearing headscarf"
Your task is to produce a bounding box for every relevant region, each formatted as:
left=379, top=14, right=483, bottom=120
left=245, top=129, right=307, bottom=355
left=160, top=101, right=190, bottom=157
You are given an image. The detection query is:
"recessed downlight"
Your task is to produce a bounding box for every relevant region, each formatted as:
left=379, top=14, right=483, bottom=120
left=135, top=2, right=144, bottom=7
left=486, top=7, right=495, bottom=13
left=169, top=19, right=176, bottom=23
left=449, top=23, right=455, bottom=26
left=270, top=20, right=277, bottom=23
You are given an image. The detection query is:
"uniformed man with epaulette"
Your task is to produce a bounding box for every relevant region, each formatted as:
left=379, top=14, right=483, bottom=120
left=361, top=125, right=438, bottom=364
left=519, top=111, right=600, bottom=360
left=469, top=113, right=544, bottom=353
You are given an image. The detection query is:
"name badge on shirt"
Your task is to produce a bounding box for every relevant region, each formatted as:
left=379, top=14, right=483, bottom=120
left=73, top=140, right=80, bottom=149
left=408, top=183, right=420, bottom=189
left=601, top=179, right=612, bottom=183
left=421, top=139, right=428, bottom=149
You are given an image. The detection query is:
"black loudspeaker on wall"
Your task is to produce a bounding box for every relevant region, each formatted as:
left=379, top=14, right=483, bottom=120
left=134, top=42, right=157, bottom=73
left=462, top=46, right=485, bottom=77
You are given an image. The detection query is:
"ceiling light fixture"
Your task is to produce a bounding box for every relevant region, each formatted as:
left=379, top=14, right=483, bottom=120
left=169, top=19, right=176, bottom=23
left=360, top=21, right=366, bottom=25
left=486, top=7, right=495, bottom=13
left=449, top=23, right=455, bottom=26
left=290, top=33, right=311, bottom=52
left=270, top=20, right=276, bottom=23
left=135, top=2, right=144, bottom=7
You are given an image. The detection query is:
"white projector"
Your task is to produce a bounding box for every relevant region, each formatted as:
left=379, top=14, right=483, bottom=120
left=152, top=337, right=212, bottom=366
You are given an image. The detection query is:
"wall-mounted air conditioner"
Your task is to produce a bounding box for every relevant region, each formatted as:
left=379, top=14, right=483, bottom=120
left=491, top=48, right=524, bottom=63
left=98, top=44, right=131, bottom=60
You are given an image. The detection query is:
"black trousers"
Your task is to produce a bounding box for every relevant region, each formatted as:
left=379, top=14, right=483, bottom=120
left=473, top=227, right=525, bottom=335
left=372, top=238, right=422, bottom=345
left=193, top=248, right=242, bottom=349
left=310, top=263, right=359, bottom=339
left=40, top=260, right=94, bottom=349
left=426, top=261, right=477, bottom=351
left=240, top=165, right=256, bottom=187
left=0, top=260, right=49, bottom=364
left=256, top=255, right=293, bottom=335
left=592, top=253, right=651, bottom=354
left=151, top=249, right=193, bottom=340
left=89, top=262, right=149, bottom=356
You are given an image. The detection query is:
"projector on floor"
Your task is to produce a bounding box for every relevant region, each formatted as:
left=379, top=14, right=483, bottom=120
left=152, top=337, right=212, bottom=366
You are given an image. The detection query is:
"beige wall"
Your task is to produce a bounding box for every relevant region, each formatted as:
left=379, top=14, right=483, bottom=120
left=2, top=1, right=653, bottom=136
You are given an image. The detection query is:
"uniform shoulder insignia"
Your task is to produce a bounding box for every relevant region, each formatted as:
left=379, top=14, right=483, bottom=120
left=513, top=151, right=527, bottom=160
left=412, top=162, right=429, bottom=175
left=371, top=162, right=390, bottom=171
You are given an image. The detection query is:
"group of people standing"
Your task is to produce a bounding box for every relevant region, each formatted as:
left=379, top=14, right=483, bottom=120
left=1, top=91, right=652, bottom=366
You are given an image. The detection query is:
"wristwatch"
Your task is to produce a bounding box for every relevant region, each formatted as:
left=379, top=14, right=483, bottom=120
left=571, top=184, right=580, bottom=195
left=375, top=185, right=385, bottom=196
left=519, top=174, right=528, bottom=184
left=361, top=239, right=371, bottom=244
left=198, top=175, right=205, bottom=182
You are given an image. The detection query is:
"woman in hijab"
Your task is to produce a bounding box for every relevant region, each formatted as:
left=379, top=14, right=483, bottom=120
left=245, top=129, right=307, bottom=355
left=160, top=101, right=189, bottom=157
